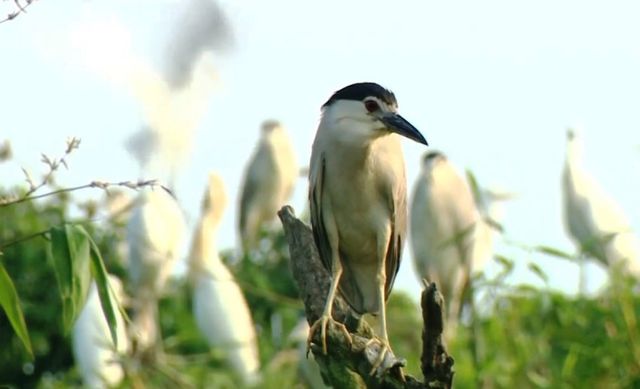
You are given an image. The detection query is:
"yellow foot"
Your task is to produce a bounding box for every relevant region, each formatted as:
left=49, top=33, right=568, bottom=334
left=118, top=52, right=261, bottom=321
left=307, top=314, right=353, bottom=355
left=366, top=338, right=403, bottom=379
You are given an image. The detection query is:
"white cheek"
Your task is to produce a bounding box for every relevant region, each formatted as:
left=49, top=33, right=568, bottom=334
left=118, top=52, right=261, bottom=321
left=334, top=118, right=376, bottom=142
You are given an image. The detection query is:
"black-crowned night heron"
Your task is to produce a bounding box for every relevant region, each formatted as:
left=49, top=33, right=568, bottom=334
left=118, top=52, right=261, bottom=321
left=188, top=173, right=261, bottom=384
left=126, top=188, right=187, bottom=352
left=308, top=82, right=428, bottom=372
left=409, top=151, right=479, bottom=325
left=562, top=128, right=640, bottom=276
left=72, top=275, right=128, bottom=389
left=239, top=119, right=298, bottom=253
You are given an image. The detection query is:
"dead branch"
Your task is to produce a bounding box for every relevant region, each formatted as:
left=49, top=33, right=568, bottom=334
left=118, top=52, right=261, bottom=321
left=0, top=0, right=36, bottom=24
left=420, top=281, right=455, bottom=388
left=278, top=205, right=454, bottom=389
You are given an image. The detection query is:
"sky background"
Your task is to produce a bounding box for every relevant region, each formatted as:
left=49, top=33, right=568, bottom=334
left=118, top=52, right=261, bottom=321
left=2, top=0, right=640, bottom=300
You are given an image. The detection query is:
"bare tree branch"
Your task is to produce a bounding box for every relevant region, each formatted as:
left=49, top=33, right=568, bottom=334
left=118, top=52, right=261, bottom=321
left=0, top=179, right=160, bottom=207
left=0, top=0, right=36, bottom=24
left=420, top=281, right=455, bottom=387
left=278, top=205, right=455, bottom=388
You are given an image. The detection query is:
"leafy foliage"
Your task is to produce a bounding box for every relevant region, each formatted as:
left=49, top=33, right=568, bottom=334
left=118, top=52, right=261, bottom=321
left=450, top=260, right=640, bottom=388
left=2, top=172, right=640, bottom=388
left=0, top=260, right=33, bottom=358
left=0, top=187, right=75, bottom=387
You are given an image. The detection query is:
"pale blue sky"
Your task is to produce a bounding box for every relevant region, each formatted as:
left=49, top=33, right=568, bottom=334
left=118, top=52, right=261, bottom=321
left=2, top=0, right=640, bottom=299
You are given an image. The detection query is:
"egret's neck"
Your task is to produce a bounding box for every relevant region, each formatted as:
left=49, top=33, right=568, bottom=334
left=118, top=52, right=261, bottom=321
left=564, top=138, right=591, bottom=191
left=566, top=139, right=584, bottom=169
left=189, top=215, right=221, bottom=273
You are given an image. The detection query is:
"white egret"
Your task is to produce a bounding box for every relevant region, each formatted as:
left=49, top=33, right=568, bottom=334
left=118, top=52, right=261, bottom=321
left=562, top=128, right=640, bottom=277
left=409, top=151, right=480, bottom=325
left=238, top=120, right=298, bottom=253
left=126, top=187, right=187, bottom=353
left=72, top=275, right=129, bottom=389
left=189, top=173, right=261, bottom=384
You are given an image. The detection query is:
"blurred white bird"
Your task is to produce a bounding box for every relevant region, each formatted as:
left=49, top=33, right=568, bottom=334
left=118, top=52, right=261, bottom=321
left=286, top=318, right=329, bottom=389
left=410, top=151, right=480, bottom=325
left=125, top=51, right=219, bottom=186
left=72, top=275, right=129, bottom=389
left=102, top=190, right=135, bottom=268
left=562, top=128, right=640, bottom=276
left=189, top=173, right=261, bottom=384
left=238, top=120, right=298, bottom=253
left=126, top=187, right=187, bottom=353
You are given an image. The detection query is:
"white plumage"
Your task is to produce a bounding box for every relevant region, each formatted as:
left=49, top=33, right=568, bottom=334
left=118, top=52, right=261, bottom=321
left=189, top=173, right=261, bottom=384
left=238, top=120, right=298, bottom=252
left=126, top=187, right=187, bottom=351
left=410, top=151, right=480, bottom=323
left=562, top=128, right=640, bottom=276
left=72, top=275, right=129, bottom=389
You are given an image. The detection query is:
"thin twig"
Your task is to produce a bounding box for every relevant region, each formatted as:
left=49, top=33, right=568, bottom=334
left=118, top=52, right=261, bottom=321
left=0, top=229, right=50, bottom=250
left=0, top=179, right=159, bottom=207
left=0, top=0, right=35, bottom=24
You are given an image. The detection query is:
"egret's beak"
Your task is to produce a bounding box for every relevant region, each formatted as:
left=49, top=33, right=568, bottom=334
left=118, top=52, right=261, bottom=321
left=379, top=112, right=428, bottom=146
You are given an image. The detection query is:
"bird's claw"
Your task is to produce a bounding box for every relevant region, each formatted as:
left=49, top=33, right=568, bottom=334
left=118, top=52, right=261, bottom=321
left=365, top=338, right=404, bottom=379
left=306, top=314, right=352, bottom=356
left=365, top=337, right=388, bottom=376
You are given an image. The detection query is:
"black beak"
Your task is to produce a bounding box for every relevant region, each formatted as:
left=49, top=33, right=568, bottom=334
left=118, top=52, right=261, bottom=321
left=379, top=113, right=428, bottom=146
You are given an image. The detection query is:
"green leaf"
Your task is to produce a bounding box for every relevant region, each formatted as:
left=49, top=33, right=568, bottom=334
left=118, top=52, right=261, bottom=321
left=86, top=232, right=119, bottom=347
left=534, top=245, right=576, bottom=261
left=0, top=262, right=33, bottom=358
left=494, top=254, right=514, bottom=271
left=47, top=224, right=92, bottom=334
left=527, top=262, right=549, bottom=283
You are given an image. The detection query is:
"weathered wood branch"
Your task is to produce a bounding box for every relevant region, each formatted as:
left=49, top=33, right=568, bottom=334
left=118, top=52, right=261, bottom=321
left=278, top=206, right=454, bottom=389
left=421, top=281, right=455, bottom=387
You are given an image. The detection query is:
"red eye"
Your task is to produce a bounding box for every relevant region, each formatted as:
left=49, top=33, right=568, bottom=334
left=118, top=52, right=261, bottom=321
left=364, top=100, right=380, bottom=113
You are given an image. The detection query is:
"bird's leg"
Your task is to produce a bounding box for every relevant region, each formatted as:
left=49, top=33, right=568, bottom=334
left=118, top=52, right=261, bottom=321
left=367, top=269, right=394, bottom=376
left=307, top=257, right=352, bottom=355
left=367, top=232, right=403, bottom=379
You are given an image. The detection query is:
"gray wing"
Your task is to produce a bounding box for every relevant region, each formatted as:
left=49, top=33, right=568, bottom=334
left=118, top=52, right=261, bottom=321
left=384, top=179, right=405, bottom=301
left=239, top=145, right=270, bottom=235
left=309, top=153, right=333, bottom=273
left=239, top=167, right=258, bottom=235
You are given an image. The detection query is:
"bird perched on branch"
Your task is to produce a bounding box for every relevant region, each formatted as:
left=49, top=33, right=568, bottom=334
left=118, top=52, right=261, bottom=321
left=308, top=82, right=428, bottom=374
left=239, top=120, right=298, bottom=253
left=189, top=173, right=261, bottom=384
left=126, top=187, right=187, bottom=354
left=562, top=128, right=640, bottom=276
left=409, top=151, right=479, bottom=326
left=72, top=275, right=129, bottom=389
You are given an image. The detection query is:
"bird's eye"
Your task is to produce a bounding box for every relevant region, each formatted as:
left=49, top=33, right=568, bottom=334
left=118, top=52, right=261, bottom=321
left=364, top=100, right=380, bottom=113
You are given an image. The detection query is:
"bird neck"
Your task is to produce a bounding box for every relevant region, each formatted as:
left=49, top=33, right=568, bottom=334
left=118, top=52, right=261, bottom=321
left=565, top=140, right=588, bottom=187
left=565, top=138, right=584, bottom=168
left=189, top=216, right=221, bottom=273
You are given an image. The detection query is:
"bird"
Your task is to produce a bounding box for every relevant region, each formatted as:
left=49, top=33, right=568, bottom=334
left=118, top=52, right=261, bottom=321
left=72, top=275, right=129, bottom=389
left=238, top=119, right=298, bottom=253
left=126, top=187, right=187, bottom=354
left=409, top=151, right=480, bottom=326
left=188, top=173, right=261, bottom=384
left=308, top=82, right=428, bottom=373
left=562, top=128, right=640, bottom=277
